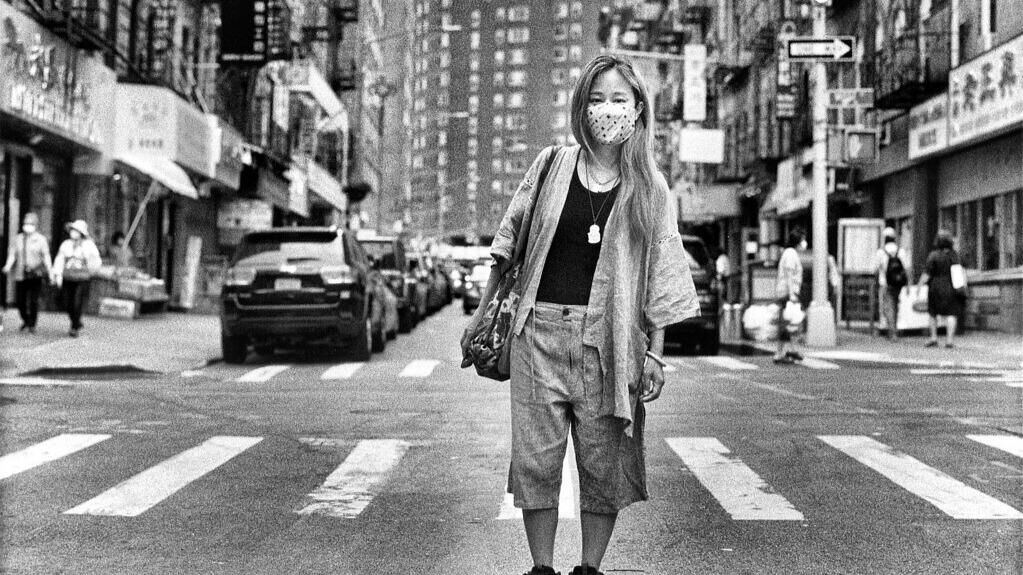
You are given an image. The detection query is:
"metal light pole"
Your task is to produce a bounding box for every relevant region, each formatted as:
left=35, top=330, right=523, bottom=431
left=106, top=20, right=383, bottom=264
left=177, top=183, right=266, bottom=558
left=805, top=1, right=837, bottom=346
left=371, top=77, right=394, bottom=233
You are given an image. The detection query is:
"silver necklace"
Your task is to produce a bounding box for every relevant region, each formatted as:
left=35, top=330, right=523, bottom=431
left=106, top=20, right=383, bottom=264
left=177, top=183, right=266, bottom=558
left=584, top=154, right=620, bottom=187
left=584, top=158, right=616, bottom=244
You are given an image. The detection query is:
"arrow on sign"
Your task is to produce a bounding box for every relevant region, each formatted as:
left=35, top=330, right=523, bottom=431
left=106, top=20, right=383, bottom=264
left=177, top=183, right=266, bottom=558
left=787, top=37, right=856, bottom=61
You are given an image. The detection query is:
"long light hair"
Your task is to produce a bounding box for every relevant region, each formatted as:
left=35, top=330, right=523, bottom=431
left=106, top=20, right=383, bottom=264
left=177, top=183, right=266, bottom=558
left=570, top=54, right=665, bottom=241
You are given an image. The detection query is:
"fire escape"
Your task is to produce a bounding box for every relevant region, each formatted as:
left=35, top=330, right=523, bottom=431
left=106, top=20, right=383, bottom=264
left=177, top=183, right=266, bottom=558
left=870, top=0, right=951, bottom=109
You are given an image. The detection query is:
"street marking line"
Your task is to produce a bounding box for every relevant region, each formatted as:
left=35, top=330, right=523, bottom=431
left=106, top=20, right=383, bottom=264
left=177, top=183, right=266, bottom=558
left=0, top=434, right=111, bottom=481
left=746, top=381, right=820, bottom=402
left=236, top=365, right=290, bottom=382
left=699, top=356, right=759, bottom=371
left=665, top=437, right=804, bottom=521
left=818, top=435, right=1023, bottom=520
left=296, top=439, right=410, bottom=519
left=968, top=436, right=1023, bottom=460
left=0, top=377, right=77, bottom=387
left=399, top=360, right=440, bottom=378
left=498, top=441, right=578, bottom=520
left=910, top=369, right=1003, bottom=376
left=809, top=350, right=889, bottom=362
left=64, top=436, right=263, bottom=517
left=321, top=363, right=365, bottom=380
left=1006, top=382, right=1023, bottom=388
left=798, top=358, right=841, bottom=370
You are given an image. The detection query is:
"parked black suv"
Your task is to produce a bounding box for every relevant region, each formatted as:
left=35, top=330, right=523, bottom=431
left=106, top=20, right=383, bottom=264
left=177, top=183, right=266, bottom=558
left=358, top=233, right=426, bottom=333
left=220, top=227, right=386, bottom=363
left=664, top=233, right=720, bottom=354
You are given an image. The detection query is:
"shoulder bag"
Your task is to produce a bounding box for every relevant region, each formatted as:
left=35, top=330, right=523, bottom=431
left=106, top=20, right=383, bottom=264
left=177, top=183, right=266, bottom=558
left=462, top=147, right=560, bottom=381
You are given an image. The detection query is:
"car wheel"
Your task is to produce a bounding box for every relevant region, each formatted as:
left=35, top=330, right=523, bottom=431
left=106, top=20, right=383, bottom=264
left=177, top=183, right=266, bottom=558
left=222, top=334, right=248, bottom=364
left=701, top=329, right=721, bottom=356
left=372, top=320, right=386, bottom=353
left=254, top=344, right=273, bottom=357
left=350, top=316, right=372, bottom=361
left=399, top=308, right=415, bottom=333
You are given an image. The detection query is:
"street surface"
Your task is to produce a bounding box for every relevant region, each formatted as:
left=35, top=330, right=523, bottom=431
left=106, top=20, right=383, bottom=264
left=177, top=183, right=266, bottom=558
left=1, top=303, right=1021, bottom=574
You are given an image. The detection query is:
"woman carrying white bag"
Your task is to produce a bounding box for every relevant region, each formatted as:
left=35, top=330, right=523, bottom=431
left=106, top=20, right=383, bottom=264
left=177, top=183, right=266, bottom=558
left=916, top=229, right=965, bottom=348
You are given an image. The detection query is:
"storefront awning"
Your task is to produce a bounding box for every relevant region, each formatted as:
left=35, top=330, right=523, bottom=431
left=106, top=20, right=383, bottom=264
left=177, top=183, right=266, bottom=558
left=116, top=154, right=199, bottom=199
left=304, top=159, right=346, bottom=212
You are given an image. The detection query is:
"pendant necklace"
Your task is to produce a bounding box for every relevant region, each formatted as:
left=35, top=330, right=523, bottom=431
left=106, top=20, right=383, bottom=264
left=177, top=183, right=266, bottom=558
left=584, top=155, right=617, bottom=245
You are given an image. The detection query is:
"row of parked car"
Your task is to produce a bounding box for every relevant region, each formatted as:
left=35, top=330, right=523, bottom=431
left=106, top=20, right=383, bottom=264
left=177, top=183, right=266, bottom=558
left=219, top=227, right=454, bottom=363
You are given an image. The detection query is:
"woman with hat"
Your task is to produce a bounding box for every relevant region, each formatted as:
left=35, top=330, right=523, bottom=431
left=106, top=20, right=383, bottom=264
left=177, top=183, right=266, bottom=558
left=2, top=212, right=52, bottom=334
left=51, top=220, right=102, bottom=337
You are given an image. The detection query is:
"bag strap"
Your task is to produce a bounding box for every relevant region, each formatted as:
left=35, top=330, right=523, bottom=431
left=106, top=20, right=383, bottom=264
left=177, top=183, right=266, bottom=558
left=511, top=146, right=560, bottom=266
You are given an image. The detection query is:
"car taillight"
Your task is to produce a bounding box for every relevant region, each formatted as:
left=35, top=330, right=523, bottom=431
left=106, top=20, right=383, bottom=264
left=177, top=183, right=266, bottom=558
left=225, top=268, right=256, bottom=286
left=320, top=265, right=356, bottom=285
left=464, top=281, right=474, bottom=290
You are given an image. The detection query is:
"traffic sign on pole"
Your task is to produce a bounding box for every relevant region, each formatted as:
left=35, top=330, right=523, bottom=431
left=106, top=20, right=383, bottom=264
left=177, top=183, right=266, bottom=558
left=787, top=36, right=856, bottom=61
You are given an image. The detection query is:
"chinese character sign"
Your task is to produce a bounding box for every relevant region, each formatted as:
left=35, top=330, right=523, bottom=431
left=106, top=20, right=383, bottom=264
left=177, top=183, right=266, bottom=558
left=949, top=34, right=1023, bottom=147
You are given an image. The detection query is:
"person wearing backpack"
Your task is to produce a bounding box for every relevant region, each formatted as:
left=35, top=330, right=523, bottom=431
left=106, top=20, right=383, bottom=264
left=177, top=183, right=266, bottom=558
left=873, top=227, right=910, bottom=341
left=51, top=220, right=102, bottom=337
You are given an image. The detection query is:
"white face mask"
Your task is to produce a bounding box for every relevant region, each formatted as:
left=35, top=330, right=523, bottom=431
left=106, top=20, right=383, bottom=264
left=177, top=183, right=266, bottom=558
left=70, top=230, right=83, bottom=240
left=22, top=224, right=36, bottom=235
left=586, top=101, right=639, bottom=146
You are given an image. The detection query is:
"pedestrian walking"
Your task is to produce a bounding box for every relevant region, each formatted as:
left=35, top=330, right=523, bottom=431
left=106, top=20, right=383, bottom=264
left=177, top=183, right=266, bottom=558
left=873, top=227, right=910, bottom=340
left=461, top=54, right=699, bottom=575
left=2, top=213, right=52, bottom=334
left=51, top=220, right=102, bottom=338
left=917, top=229, right=964, bottom=348
left=774, top=229, right=805, bottom=364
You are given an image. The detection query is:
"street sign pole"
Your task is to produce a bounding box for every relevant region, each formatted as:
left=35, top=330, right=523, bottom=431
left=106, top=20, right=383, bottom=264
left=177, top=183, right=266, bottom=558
left=807, top=2, right=837, bottom=347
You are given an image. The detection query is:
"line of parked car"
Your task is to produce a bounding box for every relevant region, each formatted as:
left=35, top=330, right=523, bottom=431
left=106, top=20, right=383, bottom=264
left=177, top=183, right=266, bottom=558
left=219, top=227, right=454, bottom=364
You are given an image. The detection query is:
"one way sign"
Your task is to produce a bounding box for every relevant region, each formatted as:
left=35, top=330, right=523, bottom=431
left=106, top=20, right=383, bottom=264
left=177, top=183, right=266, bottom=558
left=787, top=37, right=856, bottom=61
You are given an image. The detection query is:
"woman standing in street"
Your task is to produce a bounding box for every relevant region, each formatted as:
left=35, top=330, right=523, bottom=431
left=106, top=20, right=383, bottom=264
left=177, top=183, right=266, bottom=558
left=774, top=229, right=805, bottom=364
left=51, top=220, right=102, bottom=337
left=917, top=229, right=964, bottom=348
left=2, top=212, right=52, bottom=334
left=461, top=55, right=699, bottom=575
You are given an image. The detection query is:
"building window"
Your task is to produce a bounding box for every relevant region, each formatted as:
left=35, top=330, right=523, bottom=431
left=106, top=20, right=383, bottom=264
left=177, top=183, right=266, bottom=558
left=940, top=190, right=1023, bottom=271
left=508, top=71, right=527, bottom=86
left=508, top=5, right=530, bottom=21
left=493, top=115, right=504, bottom=129
left=493, top=93, right=505, bottom=107
left=569, top=23, right=582, bottom=39
left=441, top=33, right=450, bottom=48
left=571, top=1, right=583, bottom=18
left=506, top=136, right=528, bottom=152
left=505, top=180, right=519, bottom=195
left=440, top=51, right=450, bottom=68
left=554, top=24, right=567, bottom=40
left=438, top=131, right=447, bottom=146
left=468, top=116, right=478, bottom=134
left=493, top=72, right=505, bottom=86
left=471, top=31, right=481, bottom=49
left=554, top=47, right=567, bottom=62
left=552, top=112, right=567, bottom=129
left=496, top=7, right=506, bottom=21
left=569, top=45, right=582, bottom=61
left=471, top=10, right=481, bottom=27
left=507, top=92, right=525, bottom=108
left=551, top=69, right=567, bottom=85
left=492, top=136, right=503, bottom=151
left=492, top=161, right=503, bottom=174
left=508, top=27, right=530, bottom=43
left=439, top=72, right=450, bottom=87
left=494, top=50, right=505, bottom=66
left=569, top=67, right=581, bottom=81
left=553, top=90, right=569, bottom=106
left=469, top=94, right=479, bottom=113
left=557, top=2, right=569, bottom=18
left=506, top=115, right=527, bottom=130
left=510, top=49, right=527, bottom=65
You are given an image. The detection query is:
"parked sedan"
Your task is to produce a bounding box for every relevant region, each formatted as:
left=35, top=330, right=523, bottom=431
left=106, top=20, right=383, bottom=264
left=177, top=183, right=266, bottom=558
left=664, top=234, right=720, bottom=354
left=220, top=227, right=387, bottom=363
left=359, top=234, right=426, bottom=333
left=462, top=264, right=492, bottom=315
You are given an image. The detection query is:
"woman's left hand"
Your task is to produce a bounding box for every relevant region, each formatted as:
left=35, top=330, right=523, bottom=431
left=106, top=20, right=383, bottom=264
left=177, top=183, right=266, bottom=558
left=640, top=359, right=665, bottom=403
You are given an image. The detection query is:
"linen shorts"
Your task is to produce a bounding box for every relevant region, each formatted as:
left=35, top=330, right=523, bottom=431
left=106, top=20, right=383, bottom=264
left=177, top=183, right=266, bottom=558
left=508, top=301, right=647, bottom=514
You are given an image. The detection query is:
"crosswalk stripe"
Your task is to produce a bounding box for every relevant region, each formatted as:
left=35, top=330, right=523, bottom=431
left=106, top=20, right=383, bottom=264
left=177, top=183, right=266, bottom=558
left=497, top=441, right=578, bottom=520
left=699, top=356, right=759, bottom=371
left=0, top=434, right=111, bottom=481
left=321, top=363, right=365, bottom=380
left=64, top=436, right=263, bottom=517
left=818, top=435, right=1023, bottom=520
left=665, top=437, right=803, bottom=521
left=967, top=435, right=1023, bottom=460
left=296, top=439, right=409, bottom=518
left=399, top=360, right=440, bottom=378
left=799, top=358, right=840, bottom=370
left=236, top=365, right=290, bottom=382
left=910, top=368, right=1002, bottom=376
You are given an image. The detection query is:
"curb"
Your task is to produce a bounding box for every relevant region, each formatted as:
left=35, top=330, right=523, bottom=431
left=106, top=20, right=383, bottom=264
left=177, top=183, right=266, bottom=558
left=21, top=364, right=160, bottom=378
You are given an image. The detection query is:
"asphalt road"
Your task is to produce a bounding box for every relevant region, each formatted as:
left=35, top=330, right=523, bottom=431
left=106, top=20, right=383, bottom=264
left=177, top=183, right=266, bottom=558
left=1, top=303, right=1020, bottom=575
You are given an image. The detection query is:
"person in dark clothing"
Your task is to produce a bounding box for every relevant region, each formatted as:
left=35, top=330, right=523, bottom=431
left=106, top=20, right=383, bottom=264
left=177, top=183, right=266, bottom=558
left=2, top=213, right=52, bottom=333
left=917, top=229, right=964, bottom=348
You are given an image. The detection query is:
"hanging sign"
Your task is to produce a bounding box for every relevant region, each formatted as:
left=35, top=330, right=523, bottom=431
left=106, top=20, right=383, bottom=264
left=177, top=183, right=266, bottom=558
left=683, top=44, right=707, bottom=122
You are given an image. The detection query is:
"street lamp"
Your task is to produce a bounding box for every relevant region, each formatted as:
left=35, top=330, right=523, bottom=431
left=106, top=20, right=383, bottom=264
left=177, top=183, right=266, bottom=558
left=370, top=76, right=395, bottom=233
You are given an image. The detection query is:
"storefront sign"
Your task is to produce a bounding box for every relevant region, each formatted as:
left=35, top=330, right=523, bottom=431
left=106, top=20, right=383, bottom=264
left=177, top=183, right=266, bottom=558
left=115, top=84, right=214, bottom=177
left=211, top=117, right=246, bottom=189
left=908, top=94, right=949, bottom=159
left=949, top=34, right=1023, bottom=147
left=219, top=0, right=268, bottom=64
left=677, top=128, right=723, bottom=163
left=218, top=198, right=272, bottom=246
left=683, top=44, right=707, bottom=122
left=0, top=2, right=115, bottom=150
left=827, top=88, right=875, bottom=109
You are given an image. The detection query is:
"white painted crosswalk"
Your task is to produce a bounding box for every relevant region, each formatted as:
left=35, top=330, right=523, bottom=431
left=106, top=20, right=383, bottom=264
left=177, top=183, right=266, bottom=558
left=398, top=359, right=440, bottom=378
left=320, top=362, right=365, bottom=380
left=698, top=356, right=759, bottom=370
left=236, top=365, right=291, bottom=382
left=818, top=435, right=1023, bottom=520
left=2, top=433, right=1021, bottom=523
left=64, top=436, right=263, bottom=517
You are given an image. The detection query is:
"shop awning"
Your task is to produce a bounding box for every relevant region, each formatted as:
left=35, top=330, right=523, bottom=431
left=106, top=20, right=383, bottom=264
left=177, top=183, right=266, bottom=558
left=117, top=153, right=199, bottom=199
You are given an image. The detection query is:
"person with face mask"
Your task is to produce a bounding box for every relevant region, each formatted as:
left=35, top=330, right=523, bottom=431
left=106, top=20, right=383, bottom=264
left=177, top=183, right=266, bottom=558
left=461, top=55, right=699, bottom=575
left=51, top=220, right=102, bottom=337
left=774, top=229, right=806, bottom=364
left=2, top=213, right=52, bottom=334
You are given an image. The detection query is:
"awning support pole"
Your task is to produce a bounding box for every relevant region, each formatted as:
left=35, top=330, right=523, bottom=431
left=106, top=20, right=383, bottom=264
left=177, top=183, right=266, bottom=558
left=124, top=180, right=162, bottom=247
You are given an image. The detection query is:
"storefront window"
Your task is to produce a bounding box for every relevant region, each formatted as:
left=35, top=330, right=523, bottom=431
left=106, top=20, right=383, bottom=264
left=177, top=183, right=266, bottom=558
left=941, top=190, right=1023, bottom=272
left=1009, top=190, right=1022, bottom=268
left=959, top=201, right=978, bottom=269
left=981, top=196, right=998, bottom=271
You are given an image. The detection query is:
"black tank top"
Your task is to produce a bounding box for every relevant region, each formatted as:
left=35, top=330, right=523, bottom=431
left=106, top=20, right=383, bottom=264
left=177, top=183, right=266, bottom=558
left=535, top=162, right=619, bottom=305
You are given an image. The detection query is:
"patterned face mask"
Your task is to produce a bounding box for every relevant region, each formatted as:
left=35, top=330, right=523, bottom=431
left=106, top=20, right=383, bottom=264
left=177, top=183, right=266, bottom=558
left=586, top=101, right=639, bottom=146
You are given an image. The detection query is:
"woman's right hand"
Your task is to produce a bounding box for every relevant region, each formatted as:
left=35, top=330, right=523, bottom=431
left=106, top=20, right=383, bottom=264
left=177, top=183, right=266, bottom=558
left=460, top=318, right=479, bottom=363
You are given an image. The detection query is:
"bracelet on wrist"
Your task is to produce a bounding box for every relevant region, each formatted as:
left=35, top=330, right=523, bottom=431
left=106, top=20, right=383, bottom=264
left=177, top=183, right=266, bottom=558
left=644, top=350, right=668, bottom=368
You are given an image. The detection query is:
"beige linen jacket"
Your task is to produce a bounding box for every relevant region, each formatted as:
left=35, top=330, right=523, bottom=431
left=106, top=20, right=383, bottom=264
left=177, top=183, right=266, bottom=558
left=490, top=146, right=700, bottom=434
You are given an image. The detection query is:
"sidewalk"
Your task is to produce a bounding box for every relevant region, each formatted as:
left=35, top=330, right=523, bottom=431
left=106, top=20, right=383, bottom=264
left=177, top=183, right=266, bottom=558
left=0, top=309, right=220, bottom=377
left=736, top=323, right=1023, bottom=370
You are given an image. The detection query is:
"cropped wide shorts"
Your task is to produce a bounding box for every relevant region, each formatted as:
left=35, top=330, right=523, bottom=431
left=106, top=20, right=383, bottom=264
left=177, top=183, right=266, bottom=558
left=508, top=301, right=647, bottom=514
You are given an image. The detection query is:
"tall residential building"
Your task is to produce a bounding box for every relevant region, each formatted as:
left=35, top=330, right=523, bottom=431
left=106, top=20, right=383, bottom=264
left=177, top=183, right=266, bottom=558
left=406, top=0, right=610, bottom=239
